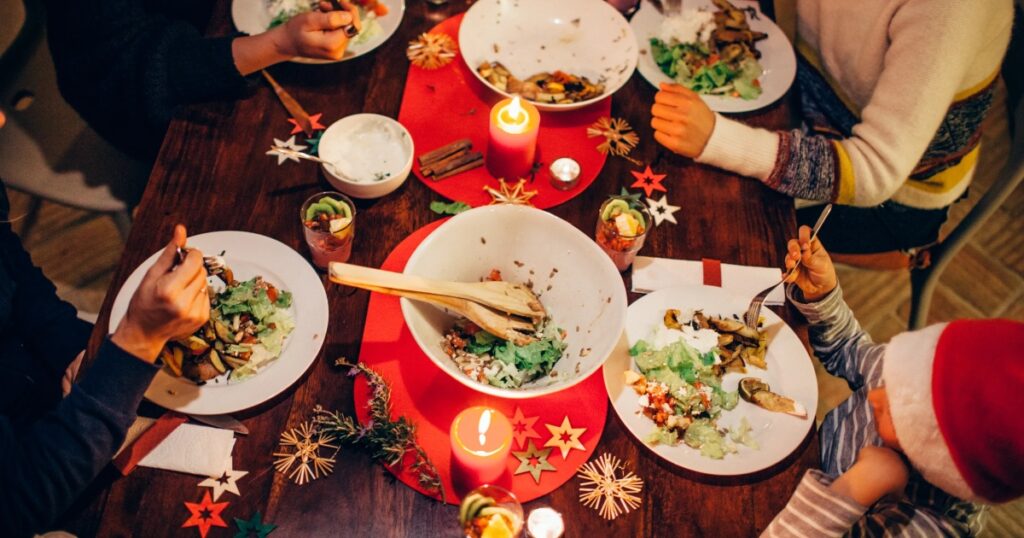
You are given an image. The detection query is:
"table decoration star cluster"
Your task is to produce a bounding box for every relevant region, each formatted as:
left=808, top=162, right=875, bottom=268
left=512, top=440, right=557, bottom=484
left=510, top=407, right=541, bottom=450
left=198, top=466, right=249, bottom=501
left=234, top=512, right=277, bottom=538
left=587, top=117, right=640, bottom=164
left=483, top=178, right=538, bottom=206
left=407, top=32, right=458, bottom=69
left=543, top=416, right=586, bottom=460
left=182, top=491, right=229, bottom=538
left=646, top=195, right=681, bottom=226
left=577, top=453, right=644, bottom=521
left=273, top=421, right=339, bottom=486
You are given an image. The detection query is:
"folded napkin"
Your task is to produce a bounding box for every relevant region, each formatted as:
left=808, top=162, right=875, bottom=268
left=115, top=416, right=236, bottom=477
left=632, top=256, right=786, bottom=305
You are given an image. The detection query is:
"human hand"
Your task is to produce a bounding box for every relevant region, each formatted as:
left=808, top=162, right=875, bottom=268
left=650, top=83, right=716, bottom=158
left=111, top=225, right=210, bottom=362
left=831, top=445, right=909, bottom=506
left=271, top=7, right=355, bottom=61
left=784, top=224, right=837, bottom=302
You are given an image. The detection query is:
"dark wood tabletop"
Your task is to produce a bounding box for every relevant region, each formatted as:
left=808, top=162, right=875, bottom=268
left=67, top=1, right=818, bottom=536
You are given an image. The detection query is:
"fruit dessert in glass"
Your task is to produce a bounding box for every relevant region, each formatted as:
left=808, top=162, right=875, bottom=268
left=458, top=485, right=524, bottom=538
left=301, top=192, right=356, bottom=269
left=595, top=196, right=651, bottom=271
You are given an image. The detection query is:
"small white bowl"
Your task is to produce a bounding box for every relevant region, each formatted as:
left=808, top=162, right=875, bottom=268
left=401, top=205, right=628, bottom=399
left=318, top=114, right=413, bottom=199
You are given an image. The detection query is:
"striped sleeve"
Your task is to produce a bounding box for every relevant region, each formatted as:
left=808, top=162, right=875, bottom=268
left=786, top=284, right=886, bottom=389
left=762, top=470, right=868, bottom=538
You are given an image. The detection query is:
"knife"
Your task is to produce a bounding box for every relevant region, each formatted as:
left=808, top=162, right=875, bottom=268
left=261, top=69, right=315, bottom=138
left=188, top=413, right=249, bottom=435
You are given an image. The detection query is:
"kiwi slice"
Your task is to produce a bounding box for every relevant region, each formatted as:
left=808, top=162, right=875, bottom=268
left=459, top=494, right=495, bottom=525
left=319, top=197, right=352, bottom=218
left=305, top=202, right=336, bottom=221
left=628, top=209, right=646, bottom=229
left=601, top=199, right=630, bottom=221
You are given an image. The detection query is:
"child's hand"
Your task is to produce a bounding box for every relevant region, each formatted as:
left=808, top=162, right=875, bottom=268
left=830, top=446, right=910, bottom=506
left=650, top=83, right=716, bottom=158
left=784, top=224, right=837, bottom=301
left=272, top=9, right=354, bottom=61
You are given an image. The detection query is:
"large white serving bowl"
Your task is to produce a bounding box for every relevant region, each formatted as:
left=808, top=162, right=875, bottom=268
left=459, top=0, right=638, bottom=112
left=401, top=205, right=628, bottom=399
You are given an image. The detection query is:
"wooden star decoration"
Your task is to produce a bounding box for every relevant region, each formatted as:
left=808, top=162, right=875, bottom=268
left=483, top=178, right=538, bottom=206
left=273, top=421, right=339, bottom=485
left=407, top=32, right=458, bottom=69
left=645, top=195, right=681, bottom=226
left=630, top=166, right=668, bottom=198
left=587, top=117, right=640, bottom=163
left=182, top=491, right=229, bottom=538
left=543, top=416, right=586, bottom=460
left=198, top=466, right=248, bottom=501
left=234, top=511, right=277, bottom=538
left=512, top=440, right=557, bottom=484
left=577, top=453, right=643, bottom=520
left=510, top=407, right=541, bottom=450
left=288, top=113, right=326, bottom=135
left=267, top=136, right=308, bottom=165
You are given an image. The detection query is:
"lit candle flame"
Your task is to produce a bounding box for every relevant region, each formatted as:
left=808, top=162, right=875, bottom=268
left=477, top=409, right=492, bottom=447
left=498, top=97, right=529, bottom=134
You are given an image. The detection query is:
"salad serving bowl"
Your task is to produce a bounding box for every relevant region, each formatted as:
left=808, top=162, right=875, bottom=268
left=401, top=205, right=628, bottom=399
left=459, top=0, right=638, bottom=112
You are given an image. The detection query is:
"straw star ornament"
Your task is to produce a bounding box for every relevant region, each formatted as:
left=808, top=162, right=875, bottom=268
left=273, top=421, right=339, bottom=485
left=587, top=117, right=640, bottom=163
left=577, top=453, right=644, bottom=520
left=483, top=178, right=538, bottom=206
left=407, top=32, right=458, bottom=69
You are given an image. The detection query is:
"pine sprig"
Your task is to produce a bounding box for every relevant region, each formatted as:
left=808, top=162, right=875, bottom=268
left=313, top=359, right=446, bottom=502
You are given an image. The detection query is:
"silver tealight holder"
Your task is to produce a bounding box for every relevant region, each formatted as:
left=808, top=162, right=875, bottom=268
left=549, top=157, right=581, bottom=191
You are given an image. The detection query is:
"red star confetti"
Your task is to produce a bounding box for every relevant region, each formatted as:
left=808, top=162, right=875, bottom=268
left=543, top=416, right=586, bottom=460
left=629, top=166, right=667, bottom=198
left=288, top=113, right=326, bottom=135
left=198, top=466, right=248, bottom=501
left=182, top=491, right=229, bottom=538
left=510, top=407, right=541, bottom=450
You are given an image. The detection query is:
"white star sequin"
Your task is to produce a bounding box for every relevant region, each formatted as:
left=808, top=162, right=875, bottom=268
left=645, top=195, right=681, bottom=226
left=198, top=466, right=248, bottom=501
left=266, top=136, right=308, bottom=165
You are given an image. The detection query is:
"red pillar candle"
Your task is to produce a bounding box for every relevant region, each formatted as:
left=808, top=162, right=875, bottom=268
left=486, top=97, right=541, bottom=180
left=450, top=406, right=513, bottom=486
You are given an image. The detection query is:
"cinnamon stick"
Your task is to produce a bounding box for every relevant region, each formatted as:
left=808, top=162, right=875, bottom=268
left=421, top=148, right=469, bottom=176
left=417, top=138, right=472, bottom=167
left=434, top=154, right=484, bottom=180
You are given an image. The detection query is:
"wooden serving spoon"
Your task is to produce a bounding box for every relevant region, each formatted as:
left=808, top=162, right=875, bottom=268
left=329, top=263, right=546, bottom=320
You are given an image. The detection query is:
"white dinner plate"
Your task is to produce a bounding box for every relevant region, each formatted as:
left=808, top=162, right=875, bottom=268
left=603, top=285, right=816, bottom=476
left=109, top=231, right=329, bottom=415
left=231, top=0, right=405, bottom=64
left=630, top=0, right=796, bottom=113
left=459, top=0, right=638, bottom=112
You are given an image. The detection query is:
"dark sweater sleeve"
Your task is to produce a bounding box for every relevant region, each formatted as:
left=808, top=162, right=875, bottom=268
left=0, top=339, right=159, bottom=538
left=43, top=0, right=251, bottom=158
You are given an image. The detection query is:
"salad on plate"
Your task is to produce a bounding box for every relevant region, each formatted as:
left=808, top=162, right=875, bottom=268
left=266, top=0, right=388, bottom=45
left=649, top=0, right=767, bottom=100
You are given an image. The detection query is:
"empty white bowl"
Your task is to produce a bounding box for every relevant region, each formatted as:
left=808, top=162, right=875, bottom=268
left=401, top=205, right=628, bottom=399
left=318, top=114, right=413, bottom=199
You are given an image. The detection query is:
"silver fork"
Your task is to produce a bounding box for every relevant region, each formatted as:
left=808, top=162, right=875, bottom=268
left=743, top=204, right=833, bottom=328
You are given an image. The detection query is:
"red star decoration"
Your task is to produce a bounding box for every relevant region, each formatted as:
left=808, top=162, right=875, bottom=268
left=182, top=491, right=229, bottom=538
left=510, top=407, right=541, bottom=450
left=288, top=113, right=327, bottom=134
left=629, top=166, right=668, bottom=197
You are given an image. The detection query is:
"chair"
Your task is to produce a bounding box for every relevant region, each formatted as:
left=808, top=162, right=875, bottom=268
left=0, top=0, right=148, bottom=240
left=909, top=88, right=1024, bottom=329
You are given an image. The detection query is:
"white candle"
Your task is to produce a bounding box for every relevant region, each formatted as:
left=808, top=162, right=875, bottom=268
left=527, top=507, right=564, bottom=538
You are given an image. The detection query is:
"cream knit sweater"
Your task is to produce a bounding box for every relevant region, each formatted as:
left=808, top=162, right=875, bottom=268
left=696, top=0, right=1013, bottom=209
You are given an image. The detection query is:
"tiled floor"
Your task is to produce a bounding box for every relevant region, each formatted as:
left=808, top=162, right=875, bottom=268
left=4, top=82, right=1021, bottom=534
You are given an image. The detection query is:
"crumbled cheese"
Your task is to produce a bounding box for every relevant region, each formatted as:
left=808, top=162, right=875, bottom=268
left=638, top=394, right=650, bottom=408
left=659, top=9, right=716, bottom=45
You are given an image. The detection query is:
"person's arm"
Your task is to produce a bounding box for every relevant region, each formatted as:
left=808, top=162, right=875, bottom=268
left=656, top=0, right=1000, bottom=206
left=761, top=469, right=870, bottom=537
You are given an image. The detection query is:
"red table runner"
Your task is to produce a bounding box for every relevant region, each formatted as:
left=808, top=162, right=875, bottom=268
left=354, top=220, right=608, bottom=503
left=398, top=14, right=611, bottom=209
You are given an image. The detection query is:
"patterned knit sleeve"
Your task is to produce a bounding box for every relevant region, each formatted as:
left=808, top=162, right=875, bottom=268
left=786, top=284, right=886, bottom=390
left=762, top=470, right=868, bottom=538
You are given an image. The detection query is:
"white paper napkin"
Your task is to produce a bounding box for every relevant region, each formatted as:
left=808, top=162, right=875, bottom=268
left=632, top=256, right=786, bottom=305
left=116, top=417, right=236, bottom=477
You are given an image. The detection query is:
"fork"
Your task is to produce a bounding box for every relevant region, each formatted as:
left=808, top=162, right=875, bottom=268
left=742, top=204, right=833, bottom=329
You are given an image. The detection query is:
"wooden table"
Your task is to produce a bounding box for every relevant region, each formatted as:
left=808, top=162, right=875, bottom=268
left=67, top=1, right=818, bottom=536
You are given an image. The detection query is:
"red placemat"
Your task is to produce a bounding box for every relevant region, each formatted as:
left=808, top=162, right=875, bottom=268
left=398, top=14, right=611, bottom=209
left=354, top=220, right=608, bottom=504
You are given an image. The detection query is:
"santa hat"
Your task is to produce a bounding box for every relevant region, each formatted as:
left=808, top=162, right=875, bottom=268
left=883, top=319, right=1024, bottom=504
